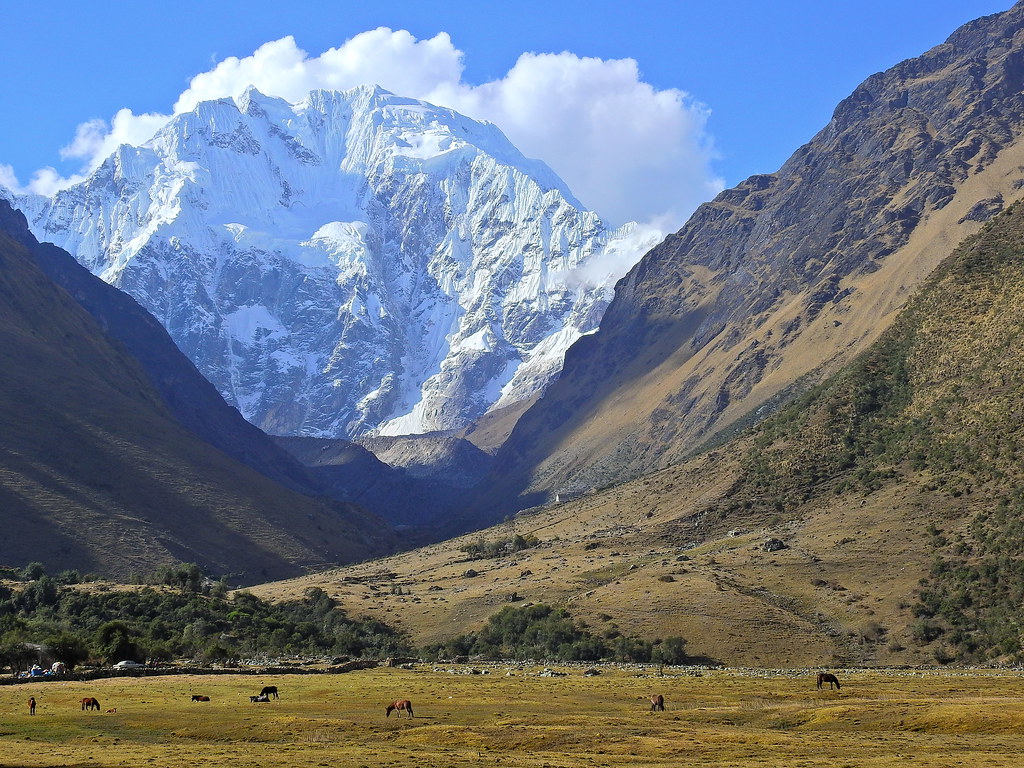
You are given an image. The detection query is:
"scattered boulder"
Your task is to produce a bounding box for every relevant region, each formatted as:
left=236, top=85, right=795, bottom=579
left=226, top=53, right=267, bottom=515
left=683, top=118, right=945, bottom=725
left=763, top=538, right=788, bottom=552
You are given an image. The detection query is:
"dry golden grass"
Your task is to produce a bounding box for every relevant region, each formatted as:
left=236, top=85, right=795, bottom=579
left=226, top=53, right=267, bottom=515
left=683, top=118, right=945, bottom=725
left=248, top=445, right=943, bottom=667
left=2, top=668, right=1024, bottom=767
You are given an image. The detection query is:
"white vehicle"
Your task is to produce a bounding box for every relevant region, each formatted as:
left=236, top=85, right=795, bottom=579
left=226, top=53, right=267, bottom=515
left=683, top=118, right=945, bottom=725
left=113, top=660, right=143, bottom=669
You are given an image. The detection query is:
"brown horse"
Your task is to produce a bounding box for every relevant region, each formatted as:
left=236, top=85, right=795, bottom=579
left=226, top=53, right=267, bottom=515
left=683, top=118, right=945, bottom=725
left=817, top=672, right=841, bottom=690
left=28, top=697, right=36, bottom=715
left=386, top=699, right=414, bottom=718
left=81, top=697, right=100, bottom=711
left=191, top=695, right=210, bottom=702
left=650, top=694, right=665, bottom=711
left=259, top=685, right=279, bottom=699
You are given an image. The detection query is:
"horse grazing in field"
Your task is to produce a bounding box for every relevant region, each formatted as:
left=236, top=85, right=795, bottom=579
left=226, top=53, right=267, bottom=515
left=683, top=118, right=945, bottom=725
left=817, top=673, right=841, bottom=690
left=81, top=697, right=100, bottom=711
left=386, top=699, right=414, bottom=718
left=28, top=697, right=35, bottom=715
left=259, top=685, right=279, bottom=699
left=191, top=695, right=210, bottom=702
left=650, top=694, right=665, bottom=711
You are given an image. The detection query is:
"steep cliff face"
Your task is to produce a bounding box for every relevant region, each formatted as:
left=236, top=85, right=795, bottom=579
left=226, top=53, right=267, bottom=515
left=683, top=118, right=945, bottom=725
left=490, top=4, right=1024, bottom=507
left=0, top=200, right=393, bottom=582
left=13, top=86, right=654, bottom=438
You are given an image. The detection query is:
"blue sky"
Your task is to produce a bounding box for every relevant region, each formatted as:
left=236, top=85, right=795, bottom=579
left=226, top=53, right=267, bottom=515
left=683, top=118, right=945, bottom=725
left=0, top=0, right=1011, bottom=228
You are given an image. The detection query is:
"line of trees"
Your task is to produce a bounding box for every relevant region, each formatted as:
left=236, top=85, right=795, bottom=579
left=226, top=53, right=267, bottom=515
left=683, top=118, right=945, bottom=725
left=0, top=564, right=411, bottom=672
left=1, top=565, right=692, bottom=673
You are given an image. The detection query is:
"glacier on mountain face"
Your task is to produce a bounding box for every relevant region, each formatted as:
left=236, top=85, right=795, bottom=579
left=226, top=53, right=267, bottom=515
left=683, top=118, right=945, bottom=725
left=12, top=85, right=659, bottom=437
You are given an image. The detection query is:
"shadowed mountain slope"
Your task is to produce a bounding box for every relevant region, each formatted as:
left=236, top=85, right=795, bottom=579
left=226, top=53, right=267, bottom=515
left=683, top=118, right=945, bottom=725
left=354, top=434, right=492, bottom=488
left=0, top=200, right=393, bottom=583
left=274, top=435, right=490, bottom=538
left=487, top=3, right=1024, bottom=513
left=0, top=203, right=327, bottom=498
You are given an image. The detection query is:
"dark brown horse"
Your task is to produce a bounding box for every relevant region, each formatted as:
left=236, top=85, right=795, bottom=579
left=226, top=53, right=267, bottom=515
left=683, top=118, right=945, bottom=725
left=81, top=697, right=100, bottom=711
left=191, top=695, right=211, bottom=702
left=259, top=685, right=279, bottom=699
left=650, top=694, right=665, bottom=711
left=817, top=672, right=841, bottom=690
left=386, top=699, right=414, bottom=718
left=28, top=696, right=36, bottom=715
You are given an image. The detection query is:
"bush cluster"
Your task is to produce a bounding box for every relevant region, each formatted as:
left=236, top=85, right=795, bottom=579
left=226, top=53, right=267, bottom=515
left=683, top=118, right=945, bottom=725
left=460, top=534, right=540, bottom=560
left=0, top=564, right=411, bottom=672
left=424, top=603, right=688, bottom=664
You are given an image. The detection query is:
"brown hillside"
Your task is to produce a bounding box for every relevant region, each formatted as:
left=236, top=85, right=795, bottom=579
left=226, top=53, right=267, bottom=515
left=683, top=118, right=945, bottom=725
left=486, top=3, right=1024, bottom=513
left=250, top=199, right=1024, bottom=665
left=249, top=448, right=940, bottom=667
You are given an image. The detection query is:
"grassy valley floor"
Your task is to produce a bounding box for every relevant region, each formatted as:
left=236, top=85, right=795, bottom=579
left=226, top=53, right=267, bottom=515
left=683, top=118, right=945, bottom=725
left=1, top=666, right=1024, bottom=767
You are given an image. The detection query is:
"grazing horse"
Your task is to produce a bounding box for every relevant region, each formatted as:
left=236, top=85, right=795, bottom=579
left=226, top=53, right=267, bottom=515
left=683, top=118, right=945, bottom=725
left=191, top=695, right=211, bottom=702
left=386, top=699, right=414, bottom=718
left=259, top=685, right=279, bottom=699
left=81, top=697, right=100, bottom=711
left=28, top=697, right=36, bottom=715
left=817, top=672, right=841, bottom=690
left=650, top=694, right=665, bottom=711
left=250, top=694, right=270, bottom=703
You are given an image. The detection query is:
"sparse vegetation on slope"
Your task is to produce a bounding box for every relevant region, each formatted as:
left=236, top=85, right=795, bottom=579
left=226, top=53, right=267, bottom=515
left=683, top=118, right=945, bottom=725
left=717, top=201, right=1024, bottom=661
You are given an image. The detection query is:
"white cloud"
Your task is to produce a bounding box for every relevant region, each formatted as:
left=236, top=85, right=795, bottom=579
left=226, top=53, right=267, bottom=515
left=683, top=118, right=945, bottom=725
left=0, top=164, right=20, bottom=194
left=429, top=52, right=722, bottom=227
left=0, top=163, right=88, bottom=197
left=173, top=31, right=465, bottom=114
left=60, top=110, right=171, bottom=169
left=17, top=30, right=721, bottom=228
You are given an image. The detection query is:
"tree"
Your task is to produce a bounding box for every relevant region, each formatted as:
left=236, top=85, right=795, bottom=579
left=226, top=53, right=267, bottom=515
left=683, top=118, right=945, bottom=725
left=0, top=633, right=37, bottom=676
left=20, top=562, right=45, bottom=581
left=46, top=631, right=90, bottom=669
left=652, top=636, right=688, bottom=665
left=95, top=621, right=141, bottom=663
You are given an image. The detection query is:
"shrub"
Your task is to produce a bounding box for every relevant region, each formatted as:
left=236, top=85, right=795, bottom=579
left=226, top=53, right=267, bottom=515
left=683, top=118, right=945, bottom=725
left=424, top=603, right=686, bottom=664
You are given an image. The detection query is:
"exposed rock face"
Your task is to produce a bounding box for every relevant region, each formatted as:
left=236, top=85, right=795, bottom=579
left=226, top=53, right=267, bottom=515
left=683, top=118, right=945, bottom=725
left=12, top=86, right=655, bottom=438
left=0, top=200, right=393, bottom=582
left=488, top=4, right=1024, bottom=510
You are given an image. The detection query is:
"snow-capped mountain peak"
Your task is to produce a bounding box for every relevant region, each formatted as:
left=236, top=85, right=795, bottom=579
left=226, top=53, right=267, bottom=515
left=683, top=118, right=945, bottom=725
left=12, top=85, right=659, bottom=437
